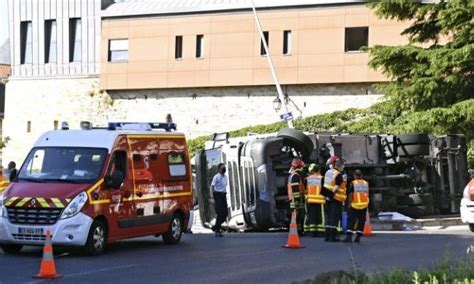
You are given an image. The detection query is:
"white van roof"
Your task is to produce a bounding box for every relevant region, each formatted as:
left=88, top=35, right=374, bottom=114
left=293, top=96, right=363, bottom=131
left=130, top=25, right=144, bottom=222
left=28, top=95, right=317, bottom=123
left=33, top=129, right=186, bottom=152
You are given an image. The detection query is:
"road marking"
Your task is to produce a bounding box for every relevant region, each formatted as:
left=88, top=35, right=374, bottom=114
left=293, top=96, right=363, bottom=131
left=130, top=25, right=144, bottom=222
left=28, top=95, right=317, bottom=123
left=24, top=264, right=138, bottom=283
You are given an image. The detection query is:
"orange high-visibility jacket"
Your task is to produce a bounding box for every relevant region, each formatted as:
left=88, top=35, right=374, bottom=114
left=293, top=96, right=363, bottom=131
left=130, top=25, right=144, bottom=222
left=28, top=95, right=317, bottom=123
left=324, top=168, right=347, bottom=202
left=350, top=179, right=369, bottom=210
left=288, top=171, right=304, bottom=201
left=306, top=173, right=325, bottom=204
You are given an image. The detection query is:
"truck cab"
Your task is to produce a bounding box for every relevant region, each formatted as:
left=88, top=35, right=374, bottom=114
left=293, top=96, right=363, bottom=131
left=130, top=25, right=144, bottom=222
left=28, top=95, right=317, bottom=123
left=0, top=122, right=193, bottom=255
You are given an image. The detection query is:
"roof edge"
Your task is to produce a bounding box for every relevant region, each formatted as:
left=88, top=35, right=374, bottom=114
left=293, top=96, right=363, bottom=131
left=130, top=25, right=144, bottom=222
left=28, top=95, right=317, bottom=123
left=102, top=1, right=368, bottom=20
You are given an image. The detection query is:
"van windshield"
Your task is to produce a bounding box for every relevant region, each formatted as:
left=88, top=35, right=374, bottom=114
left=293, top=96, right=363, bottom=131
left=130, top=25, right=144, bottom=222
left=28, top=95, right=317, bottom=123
left=17, top=147, right=108, bottom=184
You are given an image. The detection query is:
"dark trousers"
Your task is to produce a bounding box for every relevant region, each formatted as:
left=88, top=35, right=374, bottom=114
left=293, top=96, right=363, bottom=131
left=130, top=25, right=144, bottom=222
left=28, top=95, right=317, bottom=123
left=346, top=207, right=366, bottom=236
left=328, top=201, right=343, bottom=231
left=213, top=192, right=228, bottom=231
left=296, top=207, right=305, bottom=232
left=290, top=196, right=305, bottom=232
left=305, top=203, right=324, bottom=233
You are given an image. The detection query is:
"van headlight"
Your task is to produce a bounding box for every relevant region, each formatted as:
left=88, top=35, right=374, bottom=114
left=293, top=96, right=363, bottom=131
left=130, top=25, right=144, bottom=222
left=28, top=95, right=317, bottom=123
left=60, top=192, right=88, bottom=219
left=0, top=193, right=7, bottom=218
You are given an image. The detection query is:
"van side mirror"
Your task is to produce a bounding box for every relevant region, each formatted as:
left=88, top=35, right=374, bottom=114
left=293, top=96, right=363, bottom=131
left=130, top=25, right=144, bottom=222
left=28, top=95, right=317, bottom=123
left=105, top=171, right=124, bottom=189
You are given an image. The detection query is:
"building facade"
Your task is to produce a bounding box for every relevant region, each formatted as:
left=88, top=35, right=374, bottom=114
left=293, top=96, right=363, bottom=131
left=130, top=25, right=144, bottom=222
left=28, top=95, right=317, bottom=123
left=101, top=1, right=408, bottom=90
left=3, top=0, right=115, bottom=166
left=4, top=0, right=411, bottom=166
left=0, top=38, right=11, bottom=168
left=97, top=0, right=408, bottom=138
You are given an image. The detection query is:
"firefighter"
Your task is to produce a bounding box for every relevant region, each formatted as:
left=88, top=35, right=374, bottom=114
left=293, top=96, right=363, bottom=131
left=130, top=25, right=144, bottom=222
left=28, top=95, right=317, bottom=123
left=304, top=164, right=325, bottom=237
left=343, top=169, right=369, bottom=243
left=323, top=158, right=346, bottom=242
left=288, top=158, right=306, bottom=235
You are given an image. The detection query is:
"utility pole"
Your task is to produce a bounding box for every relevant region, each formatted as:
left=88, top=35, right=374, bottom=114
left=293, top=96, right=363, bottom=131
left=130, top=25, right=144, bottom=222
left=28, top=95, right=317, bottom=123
left=250, top=0, right=293, bottom=128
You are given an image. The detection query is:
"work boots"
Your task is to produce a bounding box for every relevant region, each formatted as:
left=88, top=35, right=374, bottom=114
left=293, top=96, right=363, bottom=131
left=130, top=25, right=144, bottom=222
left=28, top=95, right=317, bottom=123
left=342, top=234, right=352, bottom=243
left=330, top=229, right=340, bottom=242
left=354, top=234, right=361, bottom=243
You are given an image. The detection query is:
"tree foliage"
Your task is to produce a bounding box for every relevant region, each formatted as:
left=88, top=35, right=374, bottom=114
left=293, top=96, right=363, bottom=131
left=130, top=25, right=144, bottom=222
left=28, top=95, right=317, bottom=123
left=366, top=0, right=474, bottom=167
left=368, top=0, right=473, bottom=113
left=188, top=0, right=474, bottom=168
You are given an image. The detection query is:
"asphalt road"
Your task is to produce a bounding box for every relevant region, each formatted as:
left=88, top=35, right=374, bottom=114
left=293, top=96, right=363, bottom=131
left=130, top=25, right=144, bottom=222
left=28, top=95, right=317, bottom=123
left=0, top=228, right=473, bottom=284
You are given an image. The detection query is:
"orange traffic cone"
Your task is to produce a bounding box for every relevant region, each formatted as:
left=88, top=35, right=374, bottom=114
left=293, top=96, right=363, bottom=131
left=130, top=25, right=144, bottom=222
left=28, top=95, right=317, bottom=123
left=283, top=210, right=304, bottom=249
left=363, top=210, right=375, bottom=237
left=33, top=230, right=62, bottom=279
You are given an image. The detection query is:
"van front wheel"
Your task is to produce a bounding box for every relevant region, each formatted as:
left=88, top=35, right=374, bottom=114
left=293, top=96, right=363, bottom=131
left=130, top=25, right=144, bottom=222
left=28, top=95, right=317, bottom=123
left=84, top=220, right=107, bottom=255
left=163, top=214, right=183, bottom=245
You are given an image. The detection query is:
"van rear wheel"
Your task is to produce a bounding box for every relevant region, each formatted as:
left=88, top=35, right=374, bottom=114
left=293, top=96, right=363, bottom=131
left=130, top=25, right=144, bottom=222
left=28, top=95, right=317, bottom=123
left=163, top=214, right=183, bottom=245
left=469, top=224, right=474, bottom=233
left=1, top=244, right=23, bottom=254
left=84, top=220, right=107, bottom=255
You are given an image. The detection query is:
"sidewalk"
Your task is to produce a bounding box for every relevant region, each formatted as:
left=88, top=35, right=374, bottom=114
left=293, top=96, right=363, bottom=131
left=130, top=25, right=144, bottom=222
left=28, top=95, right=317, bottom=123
left=189, top=209, right=466, bottom=233
left=371, top=215, right=464, bottom=231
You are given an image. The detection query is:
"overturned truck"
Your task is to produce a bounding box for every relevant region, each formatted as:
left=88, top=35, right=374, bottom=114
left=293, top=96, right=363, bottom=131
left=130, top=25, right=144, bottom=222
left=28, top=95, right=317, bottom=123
left=194, top=129, right=469, bottom=231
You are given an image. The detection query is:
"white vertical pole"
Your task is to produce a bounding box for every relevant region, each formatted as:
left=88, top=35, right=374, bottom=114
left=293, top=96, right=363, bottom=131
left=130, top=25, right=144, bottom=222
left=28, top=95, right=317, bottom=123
left=250, top=0, right=293, bottom=128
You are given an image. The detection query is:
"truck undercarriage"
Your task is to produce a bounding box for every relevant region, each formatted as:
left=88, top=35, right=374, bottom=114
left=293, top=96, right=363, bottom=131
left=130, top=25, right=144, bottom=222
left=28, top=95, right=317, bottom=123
left=195, top=129, right=469, bottom=231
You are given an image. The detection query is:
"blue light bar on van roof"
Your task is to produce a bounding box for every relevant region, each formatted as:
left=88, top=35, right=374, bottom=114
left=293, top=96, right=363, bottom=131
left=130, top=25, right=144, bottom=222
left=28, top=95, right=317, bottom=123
left=108, top=122, right=177, bottom=131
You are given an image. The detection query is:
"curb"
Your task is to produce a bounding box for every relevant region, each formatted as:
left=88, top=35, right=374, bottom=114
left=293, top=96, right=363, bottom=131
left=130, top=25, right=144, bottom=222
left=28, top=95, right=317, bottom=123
left=371, top=216, right=464, bottom=231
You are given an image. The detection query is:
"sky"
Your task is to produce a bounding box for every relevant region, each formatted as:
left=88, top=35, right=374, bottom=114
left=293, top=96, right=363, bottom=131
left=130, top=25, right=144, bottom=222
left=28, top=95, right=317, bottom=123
left=0, top=0, right=8, bottom=45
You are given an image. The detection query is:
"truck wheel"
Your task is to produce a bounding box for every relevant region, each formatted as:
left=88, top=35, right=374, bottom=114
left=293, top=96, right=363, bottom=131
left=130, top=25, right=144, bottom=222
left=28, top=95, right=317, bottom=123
left=397, top=206, right=427, bottom=219
left=277, top=128, right=314, bottom=159
left=397, top=194, right=422, bottom=206
left=469, top=224, right=474, bottom=233
left=84, top=220, right=107, bottom=255
left=1, top=244, right=23, bottom=254
left=397, top=193, right=433, bottom=207
left=163, top=214, right=183, bottom=245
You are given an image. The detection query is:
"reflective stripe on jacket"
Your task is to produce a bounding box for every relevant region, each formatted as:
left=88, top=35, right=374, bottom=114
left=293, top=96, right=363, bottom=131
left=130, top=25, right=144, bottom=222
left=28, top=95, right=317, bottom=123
left=306, top=173, right=325, bottom=204
left=334, top=178, right=347, bottom=203
left=323, top=169, right=339, bottom=191
left=324, top=169, right=347, bottom=202
left=350, top=179, right=369, bottom=209
left=288, top=171, right=304, bottom=201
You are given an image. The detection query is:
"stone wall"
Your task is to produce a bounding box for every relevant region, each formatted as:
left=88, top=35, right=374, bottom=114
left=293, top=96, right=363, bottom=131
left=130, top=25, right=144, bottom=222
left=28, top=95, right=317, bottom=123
left=3, top=77, right=120, bottom=166
left=2, top=79, right=382, bottom=167
left=108, top=83, right=383, bottom=137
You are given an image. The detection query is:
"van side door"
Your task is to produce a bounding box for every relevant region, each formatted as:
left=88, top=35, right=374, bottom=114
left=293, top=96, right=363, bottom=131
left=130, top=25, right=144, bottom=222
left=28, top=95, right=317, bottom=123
left=105, top=149, right=135, bottom=237
left=158, top=137, right=192, bottom=224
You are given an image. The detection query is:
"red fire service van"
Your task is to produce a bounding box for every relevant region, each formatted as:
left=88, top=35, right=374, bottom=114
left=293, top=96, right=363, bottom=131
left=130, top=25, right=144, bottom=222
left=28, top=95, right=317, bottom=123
left=0, top=122, right=193, bottom=255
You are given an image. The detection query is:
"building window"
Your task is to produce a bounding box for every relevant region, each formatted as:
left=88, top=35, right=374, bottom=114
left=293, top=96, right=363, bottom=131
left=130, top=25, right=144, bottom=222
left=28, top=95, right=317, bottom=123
left=175, top=36, right=183, bottom=59
left=20, top=21, right=32, bottom=64
left=45, top=20, right=57, bottom=63
left=196, top=35, right=204, bottom=58
left=283, top=30, right=292, bottom=55
left=108, top=39, right=128, bottom=62
left=168, top=152, right=187, bottom=177
left=69, top=18, right=82, bottom=62
left=27, top=121, right=31, bottom=133
left=345, top=27, right=368, bottom=52
left=260, top=31, right=269, bottom=56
